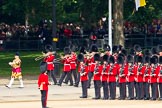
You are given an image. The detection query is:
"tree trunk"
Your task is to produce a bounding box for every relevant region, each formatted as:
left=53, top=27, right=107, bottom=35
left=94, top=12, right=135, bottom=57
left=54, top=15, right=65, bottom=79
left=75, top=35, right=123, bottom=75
left=113, top=0, right=124, bottom=47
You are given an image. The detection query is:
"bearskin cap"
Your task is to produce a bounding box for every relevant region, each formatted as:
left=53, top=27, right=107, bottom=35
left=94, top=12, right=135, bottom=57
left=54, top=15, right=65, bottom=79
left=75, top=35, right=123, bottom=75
left=112, top=45, right=119, bottom=53
left=77, top=54, right=84, bottom=62
left=64, top=47, right=71, bottom=55
left=129, top=48, right=135, bottom=56
left=90, top=44, right=98, bottom=52
left=121, top=49, right=127, bottom=56
left=144, top=49, right=151, bottom=56
left=45, top=44, right=53, bottom=52
left=127, top=55, right=134, bottom=63
left=144, top=56, right=150, bottom=63
left=103, top=44, right=111, bottom=51
left=69, top=44, right=76, bottom=52
left=79, top=46, right=86, bottom=54
left=134, top=44, right=142, bottom=52
left=159, top=56, right=162, bottom=64
left=117, top=56, right=124, bottom=64
left=40, top=61, right=47, bottom=73
left=94, top=53, right=100, bottom=61
left=15, top=52, right=20, bottom=56
left=102, top=54, right=109, bottom=62
left=150, top=55, right=158, bottom=64
left=109, top=56, right=115, bottom=64
left=157, top=45, right=162, bottom=53
left=137, top=56, right=143, bottom=63
left=151, top=47, right=158, bottom=55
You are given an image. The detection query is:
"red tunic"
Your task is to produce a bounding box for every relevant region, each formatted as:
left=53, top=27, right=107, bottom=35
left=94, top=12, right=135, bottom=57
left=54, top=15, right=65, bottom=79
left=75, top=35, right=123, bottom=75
left=118, top=64, right=128, bottom=83
left=44, top=54, right=55, bottom=70
left=62, top=56, right=71, bottom=72
left=101, top=64, right=109, bottom=82
left=89, top=57, right=95, bottom=72
left=93, top=64, right=102, bottom=81
left=135, top=64, right=144, bottom=82
left=38, top=73, right=49, bottom=90
left=143, top=66, right=151, bottom=83
left=127, top=64, right=136, bottom=82
left=107, top=63, right=118, bottom=82
left=70, top=52, right=77, bottom=70
left=157, top=66, right=162, bottom=83
left=149, top=66, right=158, bottom=83
left=79, top=64, right=89, bottom=81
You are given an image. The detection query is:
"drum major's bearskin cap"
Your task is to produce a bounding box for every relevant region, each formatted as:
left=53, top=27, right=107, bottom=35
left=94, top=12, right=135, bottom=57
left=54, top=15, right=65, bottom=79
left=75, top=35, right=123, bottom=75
left=64, top=47, right=71, bottom=55
left=94, top=53, right=100, bottom=61
left=157, top=45, right=162, bottom=53
left=134, top=44, right=142, bottom=52
left=77, top=54, right=84, bottom=62
left=15, top=52, right=20, bottom=56
left=151, top=47, right=158, bottom=55
left=127, top=55, right=134, bottom=63
left=150, top=55, right=158, bottom=64
left=137, top=56, right=143, bottom=63
left=109, top=55, right=115, bottom=64
left=121, top=49, right=127, bottom=56
left=102, top=54, right=109, bottom=62
left=144, top=56, right=150, bottom=63
left=112, top=45, right=119, bottom=53
left=103, top=44, right=111, bottom=51
left=117, top=56, right=124, bottom=64
left=90, top=44, right=98, bottom=52
left=159, top=56, right=162, bottom=64
left=79, top=46, right=86, bottom=54
left=40, top=61, right=47, bottom=73
left=69, top=44, right=76, bottom=52
left=129, top=48, right=135, bottom=56
left=144, top=49, right=151, bottom=56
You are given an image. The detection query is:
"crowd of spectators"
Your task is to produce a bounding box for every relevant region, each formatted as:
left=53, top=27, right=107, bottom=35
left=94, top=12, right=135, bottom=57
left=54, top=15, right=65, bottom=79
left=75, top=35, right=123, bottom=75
left=1, top=19, right=162, bottom=42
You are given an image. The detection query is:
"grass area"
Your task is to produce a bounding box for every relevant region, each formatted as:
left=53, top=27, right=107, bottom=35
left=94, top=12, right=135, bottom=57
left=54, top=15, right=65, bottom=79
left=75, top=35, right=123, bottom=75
left=0, top=51, right=43, bottom=77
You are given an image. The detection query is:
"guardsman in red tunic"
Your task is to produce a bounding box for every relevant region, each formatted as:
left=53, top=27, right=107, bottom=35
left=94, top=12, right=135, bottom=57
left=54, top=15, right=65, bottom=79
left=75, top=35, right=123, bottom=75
left=100, top=44, right=111, bottom=57
left=126, top=55, right=136, bottom=100
left=117, top=55, right=127, bottom=100
left=87, top=44, right=98, bottom=88
left=101, top=54, right=109, bottom=100
left=74, top=46, right=87, bottom=87
left=92, top=53, right=102, bottom=99
left=107, top=55, right=117, bottom=100
left=149, top=55, right=159, bottom=100
left=77, top=54, right=89, bottom=98
left=64, top=45, right=77, bottom=85
left=143, top=56, right=151, bottom=100
left=43, top=46, right=57, bottom=85
left=158, top=56, right=162, bottom=100
left=134, top=56, right=144, bottom=100
left=38, top=62, right=51, bottom=108
left=57, top=47, right=72, bottom=86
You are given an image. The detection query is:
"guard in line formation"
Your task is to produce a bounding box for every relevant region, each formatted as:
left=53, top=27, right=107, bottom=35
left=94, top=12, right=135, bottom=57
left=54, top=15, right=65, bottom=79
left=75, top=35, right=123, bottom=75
left=39, top=43, right=162, bottom=101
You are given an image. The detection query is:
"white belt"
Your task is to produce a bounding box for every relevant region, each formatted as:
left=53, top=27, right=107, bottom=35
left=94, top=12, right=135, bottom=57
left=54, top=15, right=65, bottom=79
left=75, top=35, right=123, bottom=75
left=70, top=62, right=76, bottom=63
left=47, top=62, right=53, bottom=64
left=64, top=64, right=70, bottom=65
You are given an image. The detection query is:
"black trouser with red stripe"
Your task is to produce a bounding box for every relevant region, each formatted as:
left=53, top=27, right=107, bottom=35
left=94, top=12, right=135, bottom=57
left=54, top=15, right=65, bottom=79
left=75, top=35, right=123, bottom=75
left=108, top=82, right=116, bottom=99
left=64, top=69, right=77, bottom=84
left=136, top=82, right=144, bottom=99
left=159, top=83, right=162, bottom=99
left=47, top=70, right=57, bottom=84
left=87, top=72, right=94, bottom=88
left=94, top=80, right=101, bottom=99
left=119, top=82, right=126, bottom=99
left=81, top=80, right=88, bottom=97
left=59, top=72, right=73, bottom=85
left=151, top=83, right=158, bottom=100
left=127, top=82, right=135, bottom=99
left=41, top=90, right=48, bottom=108
left=102, top=81, right=109, bottom=99
left=143, top=82, right=150, bottom=99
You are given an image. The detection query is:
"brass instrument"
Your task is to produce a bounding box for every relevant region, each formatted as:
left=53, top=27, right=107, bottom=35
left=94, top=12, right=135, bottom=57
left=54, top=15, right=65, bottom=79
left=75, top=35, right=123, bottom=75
left=144, top=65, right=149, bottom=77
left=119, top=65, right=124, bottom=77
left=80, top=64, right=85, bottom=76
left=35, top=51, right=56, bottom=61
left=128, top=64, right=133, bottom=76
left=137, top=63, right=143, bottom=75
left=108, top=64, right=114, bottom=75
left=102, top=63, right=108, bottom=75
